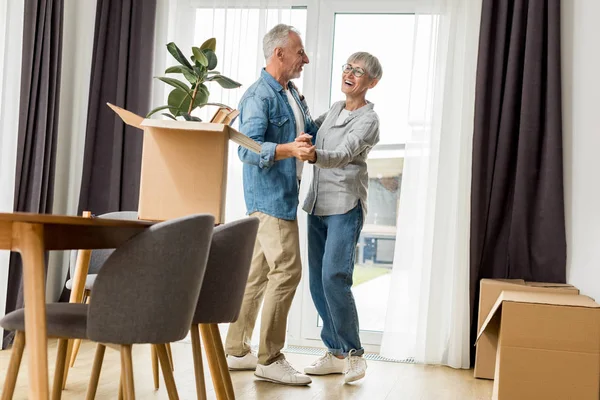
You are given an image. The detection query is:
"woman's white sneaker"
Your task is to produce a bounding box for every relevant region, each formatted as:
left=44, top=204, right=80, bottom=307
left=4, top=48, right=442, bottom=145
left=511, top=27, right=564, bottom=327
left=255, top=359, right=312, bottom=385
left=226, top=352, right=258, bottom=371
left=304, top=352, right=345, bottom=375
left=344, top=353, right=367, bottom=383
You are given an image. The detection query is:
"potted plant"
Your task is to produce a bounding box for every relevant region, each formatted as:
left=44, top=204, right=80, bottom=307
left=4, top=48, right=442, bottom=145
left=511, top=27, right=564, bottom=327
left=147, top=38, right=242, bottom=121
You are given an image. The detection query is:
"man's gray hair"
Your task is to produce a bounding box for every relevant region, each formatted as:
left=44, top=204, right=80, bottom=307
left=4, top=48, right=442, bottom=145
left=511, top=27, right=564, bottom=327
left=263, top=24, right=301, bottom=61
left=348, top=52, right=383, bottom=80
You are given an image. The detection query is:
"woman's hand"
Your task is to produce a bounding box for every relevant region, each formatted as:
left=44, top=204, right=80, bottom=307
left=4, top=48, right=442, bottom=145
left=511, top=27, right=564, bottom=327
left=295, top=133, right=313, bottom=147
left=291, top=141, right=316, bottom=161
left=275, top=133, right=316, bottom=162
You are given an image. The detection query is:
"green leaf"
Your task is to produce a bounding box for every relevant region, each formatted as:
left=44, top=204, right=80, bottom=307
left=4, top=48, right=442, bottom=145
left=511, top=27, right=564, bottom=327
left=165, top=65, right=196, bottom=83
left=146, top=105, right=172, bottom=118
left=200, top=38, right=216, bottom=52
left=198, top=102, right=232, bottom=109
left=166, top=42, right=193, bottom=69
left=207, top=70, right=221, bottom=75
left=167, top=86, right=209, bottom=116
left=183, top=70, right=197, bottom=84
left=194, top=64, right=206, bottom=80
left=167, top=88, right=190, bottom=116
left=206, top=74, right=242, bottom=89
left=192, top=47, right=208, bottom=67
left=195, top=84, right=209, bottom=107
left=157, top=77, right=192, bottom=95
left=202, top=49, right=218, bottom=70
left=161, top=113, right=177, bottom=120
left=165, top=65, right=193, bottom=75
left=182, top=113, right=202, bottom=122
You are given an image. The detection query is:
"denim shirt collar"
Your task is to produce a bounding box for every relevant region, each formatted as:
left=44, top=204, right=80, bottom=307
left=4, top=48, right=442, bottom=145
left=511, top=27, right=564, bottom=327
left=260, top=69, right=287, bottom=93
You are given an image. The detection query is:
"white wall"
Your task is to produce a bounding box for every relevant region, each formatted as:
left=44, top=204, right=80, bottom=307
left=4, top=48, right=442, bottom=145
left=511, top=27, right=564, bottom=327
left=562, top=0, right=600, bottom=301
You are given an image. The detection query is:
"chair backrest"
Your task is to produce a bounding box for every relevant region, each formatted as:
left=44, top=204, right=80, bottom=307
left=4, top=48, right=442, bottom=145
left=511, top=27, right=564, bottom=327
left=69, top=211, right=139, bottom=277
left=87, top=214, right=215, bottom=344
left=192, top=217, right=259, bottom=324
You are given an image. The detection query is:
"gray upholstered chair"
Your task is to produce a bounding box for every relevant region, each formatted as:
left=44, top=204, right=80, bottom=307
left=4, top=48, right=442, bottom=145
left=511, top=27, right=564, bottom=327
left=0, top=214, right=215, bottom=400
left=65, top=211, right=140, bottom=370
left=150, top=217, right=259, bottom=400
left=65, top=211, right=139, bottom=295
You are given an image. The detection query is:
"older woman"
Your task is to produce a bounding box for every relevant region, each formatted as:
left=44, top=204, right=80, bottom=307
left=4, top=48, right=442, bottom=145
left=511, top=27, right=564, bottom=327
left=295, top=52, right=382, bottom=384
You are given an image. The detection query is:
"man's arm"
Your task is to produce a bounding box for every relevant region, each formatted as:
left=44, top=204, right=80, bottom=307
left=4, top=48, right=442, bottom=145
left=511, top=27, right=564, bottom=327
left=237, top=96, right=278, bottom=169
left=238, top=95, right=315, bottom=167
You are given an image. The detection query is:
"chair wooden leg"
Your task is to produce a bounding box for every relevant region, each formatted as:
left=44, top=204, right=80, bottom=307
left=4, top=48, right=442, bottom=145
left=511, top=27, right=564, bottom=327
left=69, top=338, right=82, bottom=367
left=1, top=331, right=26, bottom=400
left=120, top=345, right=135, bottom=400
left=200, top=324, right=235, bottom=400
left=85, top=344, right=106, bottom=400
left=166, top=342, right=174, bottom=371
left=52, top=338, right=69, bottom=400
left=62, top=339, right=73, bottom=389
left=69, top=298, right=89, bottom=368
left=190, top=325, right=207, bottom=400
left=156, top=343, right=180, bottom=400
left=151, top=345, right=159, bottom=390
left=118, top=372, right=124, bottom=400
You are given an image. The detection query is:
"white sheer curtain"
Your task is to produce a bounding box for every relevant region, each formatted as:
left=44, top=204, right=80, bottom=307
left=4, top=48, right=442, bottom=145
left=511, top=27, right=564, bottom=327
left=0, top=0, right=24, bottom=348
left=152, top=0, right=302, bottom=224
left=380, top=0, right=481, bottom=368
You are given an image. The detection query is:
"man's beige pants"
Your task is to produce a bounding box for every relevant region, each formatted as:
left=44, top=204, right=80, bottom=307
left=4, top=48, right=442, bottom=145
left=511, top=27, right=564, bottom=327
left=225, top=211, right=302, bottom=365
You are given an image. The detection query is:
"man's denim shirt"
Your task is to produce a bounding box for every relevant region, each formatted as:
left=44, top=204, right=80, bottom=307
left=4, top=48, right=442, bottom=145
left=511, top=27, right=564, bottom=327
left=238, top=69, right=318, bottom=221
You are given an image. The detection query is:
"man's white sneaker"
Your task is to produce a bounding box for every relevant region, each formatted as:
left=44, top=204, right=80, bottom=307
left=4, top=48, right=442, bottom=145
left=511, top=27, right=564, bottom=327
left=255, top=359, right=312, bottom=385
left=304, top=352, right=345, bottom=375
left=344, top=352, right=367, bottom=383
left=227, top=352, right=258, bottom=371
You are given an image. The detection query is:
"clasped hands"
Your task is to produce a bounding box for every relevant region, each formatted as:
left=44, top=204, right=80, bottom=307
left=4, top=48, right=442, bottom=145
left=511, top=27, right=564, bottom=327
left=292, top=133, right=316, bottom=162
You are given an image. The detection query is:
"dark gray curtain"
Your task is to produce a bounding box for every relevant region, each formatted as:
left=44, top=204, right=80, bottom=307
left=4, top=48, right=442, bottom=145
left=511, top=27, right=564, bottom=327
left=77, top=0, right=157, bottom=216
left=3, top=0, right=64, bottom=349
left=469, top=0, right=565, bottom=362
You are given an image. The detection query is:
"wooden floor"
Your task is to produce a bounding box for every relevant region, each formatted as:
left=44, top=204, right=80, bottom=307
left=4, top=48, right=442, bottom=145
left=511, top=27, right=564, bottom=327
left=0, top=339, right=492, bottom=399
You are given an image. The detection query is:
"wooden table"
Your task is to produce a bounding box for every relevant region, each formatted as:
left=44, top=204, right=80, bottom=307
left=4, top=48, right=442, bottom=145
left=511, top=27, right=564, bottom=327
left=0, top=212, right=153, bottom=400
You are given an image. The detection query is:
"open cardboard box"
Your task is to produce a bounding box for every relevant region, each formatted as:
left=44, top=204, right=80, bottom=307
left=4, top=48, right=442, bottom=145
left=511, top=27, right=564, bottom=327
left=477, top=290, right=600, bottom=400
left=474, top=279, right=579, bottom=379
left=108, top=103, right=260, bottom=223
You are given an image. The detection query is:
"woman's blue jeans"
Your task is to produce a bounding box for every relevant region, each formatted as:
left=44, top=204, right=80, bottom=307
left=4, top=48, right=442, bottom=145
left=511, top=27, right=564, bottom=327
left=307, top=203, right=364, bottom=357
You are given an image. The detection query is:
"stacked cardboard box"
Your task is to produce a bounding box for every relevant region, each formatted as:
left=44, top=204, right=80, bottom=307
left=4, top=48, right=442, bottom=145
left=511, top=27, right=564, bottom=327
left=475, top=279, right=600, bottom=399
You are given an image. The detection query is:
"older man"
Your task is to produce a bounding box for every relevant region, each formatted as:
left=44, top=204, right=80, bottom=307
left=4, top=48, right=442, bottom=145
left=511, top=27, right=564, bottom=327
left=225, top=24, right=316, bottom=385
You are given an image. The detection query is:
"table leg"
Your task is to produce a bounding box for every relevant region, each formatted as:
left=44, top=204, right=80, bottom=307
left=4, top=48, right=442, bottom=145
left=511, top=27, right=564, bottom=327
left=63, top=211, right=92, bottom=388
left=14, top=222, right=49, bottom=400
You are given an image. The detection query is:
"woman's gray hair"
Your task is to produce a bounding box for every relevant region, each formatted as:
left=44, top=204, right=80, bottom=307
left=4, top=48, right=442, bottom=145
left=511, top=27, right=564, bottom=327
left=348, top=52, right=383, bottom=80
left=263, top=24, right=301, bottom=61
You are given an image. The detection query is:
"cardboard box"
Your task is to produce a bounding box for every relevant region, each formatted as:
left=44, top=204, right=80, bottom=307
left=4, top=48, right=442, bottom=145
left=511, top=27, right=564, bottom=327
left=477, top=291, right=600, bottom=400
left=108, top=103, right=260, bottom=223
left=474, top=279, right=579, bottom=379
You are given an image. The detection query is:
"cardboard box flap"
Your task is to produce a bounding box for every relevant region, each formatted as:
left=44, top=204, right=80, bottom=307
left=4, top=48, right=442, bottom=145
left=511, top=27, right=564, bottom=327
left=108, top=103, right=262, bottom=155
left=526, top=281, right=576, bottom=289
left=107, top=103, right=143, bottom=129
left=227, top=126, right=261, bottom=154
left=140, top=118, right=229, bottom=132
left=480, top=278, right=525, bottom=286
left=476, top=290, right=599, bottom=343
left=139, top=114, right=261, bottom=154
left=497, top=290, right=598, bottom=308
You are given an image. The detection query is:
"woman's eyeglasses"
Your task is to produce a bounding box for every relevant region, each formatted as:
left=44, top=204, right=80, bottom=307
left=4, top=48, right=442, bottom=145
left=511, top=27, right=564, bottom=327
left=342, top=63, right=366, bottom=77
